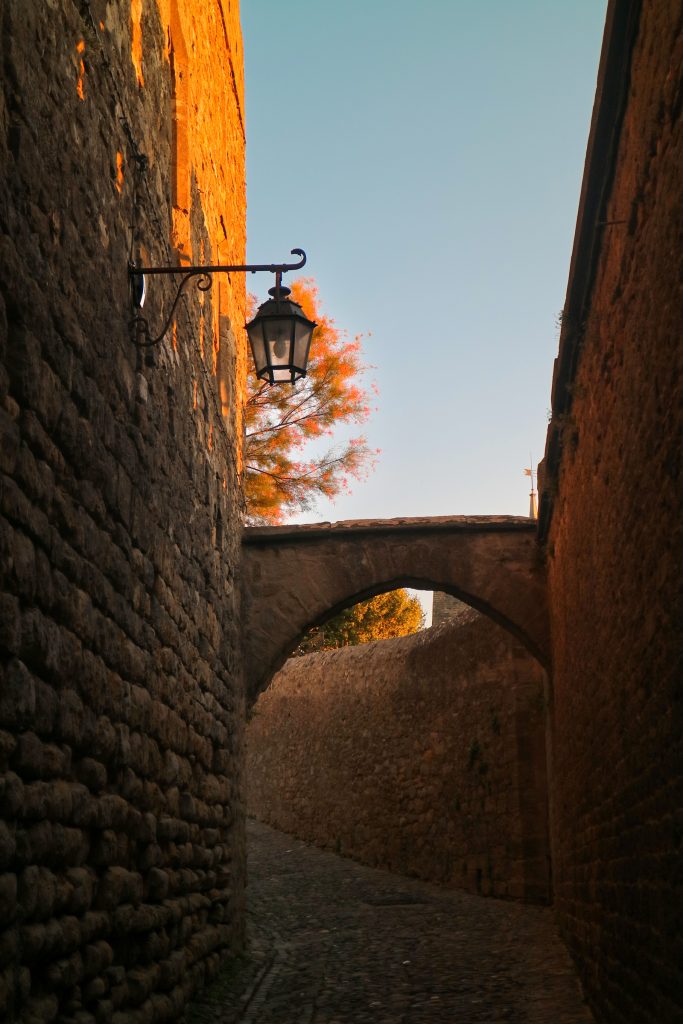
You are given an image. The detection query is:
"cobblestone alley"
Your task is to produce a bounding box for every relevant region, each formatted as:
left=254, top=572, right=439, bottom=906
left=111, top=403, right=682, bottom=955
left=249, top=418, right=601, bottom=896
left=188, top=821, right=594, bottom=1024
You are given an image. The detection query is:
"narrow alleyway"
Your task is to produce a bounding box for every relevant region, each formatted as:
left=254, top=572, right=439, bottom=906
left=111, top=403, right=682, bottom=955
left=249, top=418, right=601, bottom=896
left=188, top=820, right=594, bottom=1024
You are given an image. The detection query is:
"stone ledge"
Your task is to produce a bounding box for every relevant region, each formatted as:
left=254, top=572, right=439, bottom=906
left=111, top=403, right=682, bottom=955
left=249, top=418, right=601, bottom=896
left=243, top=515, right=537, bottom=545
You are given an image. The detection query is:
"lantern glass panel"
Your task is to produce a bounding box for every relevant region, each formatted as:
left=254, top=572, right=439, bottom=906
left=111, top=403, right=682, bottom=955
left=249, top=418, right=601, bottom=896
left=271, top=366, right=294, bottom=383
left=293, top=319, right=313, bottom=371
left=247, top=324, right=267, bottom=376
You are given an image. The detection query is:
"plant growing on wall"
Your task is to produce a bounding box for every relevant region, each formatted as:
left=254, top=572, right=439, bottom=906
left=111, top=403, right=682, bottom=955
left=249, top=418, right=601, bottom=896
left=296, top=589, right=424, bottom=653
left=244, top=279, right=377, bottom=523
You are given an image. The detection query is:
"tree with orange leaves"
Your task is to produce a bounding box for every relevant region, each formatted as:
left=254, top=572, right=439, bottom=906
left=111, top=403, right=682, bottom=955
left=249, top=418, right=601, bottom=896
left=296, top=589, right=424, bottom=654
left=244, top=279, right=377, bottom=524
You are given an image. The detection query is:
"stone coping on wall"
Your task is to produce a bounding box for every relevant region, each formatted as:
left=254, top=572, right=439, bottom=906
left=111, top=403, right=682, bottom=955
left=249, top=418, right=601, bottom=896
left=538, top=0, right=642, bottom=540
left=244, top=515, right=538, bottom=545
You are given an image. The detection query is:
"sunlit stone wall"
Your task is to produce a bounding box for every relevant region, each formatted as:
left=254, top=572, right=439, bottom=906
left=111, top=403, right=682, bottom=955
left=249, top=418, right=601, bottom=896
left=0, top=1, right=246, bottom=1019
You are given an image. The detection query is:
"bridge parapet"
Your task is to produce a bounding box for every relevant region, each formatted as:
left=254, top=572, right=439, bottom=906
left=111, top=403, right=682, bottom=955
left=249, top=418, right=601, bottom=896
left=242, top=516, right=548, bottom=703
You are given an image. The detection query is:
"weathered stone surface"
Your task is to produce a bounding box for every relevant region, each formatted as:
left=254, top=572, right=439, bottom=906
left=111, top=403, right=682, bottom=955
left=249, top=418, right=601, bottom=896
left=189, top=821, right=595, bottom=1024
left=0, top=659, right=36, bottom=728
left=0, top=822, right=16, bottom=869
left=242, top=516, right=548, bottom=702
left=248, top=611, right=550, bottom=903
left=539, top=4, right=683, bottom=1021
left=0, top=873, right=18, bottom=924
left=0, top=0, right=246, bottom=1019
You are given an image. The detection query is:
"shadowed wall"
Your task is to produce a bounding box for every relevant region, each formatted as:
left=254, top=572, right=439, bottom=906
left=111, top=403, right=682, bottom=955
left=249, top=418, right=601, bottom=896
left=0, top=2, right=246, bottom=1020
left=541, top=2, right=682, bottom=1020
left=247, top=612, right=550, bottom=904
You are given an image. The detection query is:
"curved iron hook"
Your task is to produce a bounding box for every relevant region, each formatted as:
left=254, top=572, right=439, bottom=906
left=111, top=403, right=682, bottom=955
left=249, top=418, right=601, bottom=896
left=285, top=248, right=307, bottom=270
left=130, top=268, right=214, bottom=348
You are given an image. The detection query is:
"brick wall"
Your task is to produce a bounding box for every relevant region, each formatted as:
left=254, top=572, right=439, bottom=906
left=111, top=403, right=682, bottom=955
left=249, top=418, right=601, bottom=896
left=0, top=2, right=246, bottom=1021
left=247, top=613, right=551, bottom=903
left=543, top=2, right=682, bottom=1020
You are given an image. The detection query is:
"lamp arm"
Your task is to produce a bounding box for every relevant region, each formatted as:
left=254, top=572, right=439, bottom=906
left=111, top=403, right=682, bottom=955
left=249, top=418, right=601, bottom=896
left=130, top=268, right=212, bottom=347
left=132, top=248, right=307, bottom=278
left=129, top=248, right=307, bottom=348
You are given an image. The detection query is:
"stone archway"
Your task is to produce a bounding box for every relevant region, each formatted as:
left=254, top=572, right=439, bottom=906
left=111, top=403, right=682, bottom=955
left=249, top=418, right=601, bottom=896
left=241, top=516, right=548, bottom=704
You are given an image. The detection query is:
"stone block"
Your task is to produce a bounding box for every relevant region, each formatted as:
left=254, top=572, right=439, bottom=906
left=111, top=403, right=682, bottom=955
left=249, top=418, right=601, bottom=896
left=0, top=658, right=36, bottom=728
left=94, top=794, right=131, bottom=831
left=90, top=830, right=129, bottom=867
left=112, top=902, right=166, bottom=936
left=126, top=964, right=160, bottom=1006
left=0, top=821, right=16, bottom=870
left=75, top=757, right=108, bottom=793
left=0, top=770, right=23, bottom=815
left=23, top=779, right=77, bottom=821
left=94, top=998, right=114, bottom=1023
left=0, top=873, right=17, bottom=924
left=32, top=678, right=59, bottom=735
left=82, top=975, right=108, bottom=1002
left=20, top=993, right=60, bottom=1024
left=45, top=950, right=84, bottom=990
left=65, top=867, right=96, bottom=916
left=0, top=926, right=19, bottom=969
left=144, top=868, right=169, bottom=902
left=0, top=592, right=21, bottom=652
left=82, top=940, right=114, bottom=978
left=17, top=821, right=89, bottom=867
left=95, top=868, right=143, bottom=911
left=0, top=731, right=17, bottom=771
left=161, top=817, right=194, bottom=845
left=138, top=844, right=162, bottom=871
left=78, top=911, right=110, bottom=945
left=58, top=688, right=94, bottom=748
left=89, top=717, right=117, bottom=762
left=12, top=731, right=70, bottom=779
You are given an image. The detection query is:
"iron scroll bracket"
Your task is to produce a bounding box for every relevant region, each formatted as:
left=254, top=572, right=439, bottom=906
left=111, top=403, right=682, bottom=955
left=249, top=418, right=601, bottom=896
left=129, top=248, right=307, bottom=348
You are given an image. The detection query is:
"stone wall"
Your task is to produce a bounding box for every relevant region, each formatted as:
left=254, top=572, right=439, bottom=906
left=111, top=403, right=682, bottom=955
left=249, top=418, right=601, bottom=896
left=431, top=592, right=470, bottom=628
left=542, top=2, right=682, bottom=1021
left=247, top=613, right=550, bottom=903
left=0, top=2, right=246, bottom=1021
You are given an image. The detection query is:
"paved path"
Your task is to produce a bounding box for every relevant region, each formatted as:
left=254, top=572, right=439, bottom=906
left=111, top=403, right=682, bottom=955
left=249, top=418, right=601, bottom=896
left=187, top=820, right=594, bottom=1024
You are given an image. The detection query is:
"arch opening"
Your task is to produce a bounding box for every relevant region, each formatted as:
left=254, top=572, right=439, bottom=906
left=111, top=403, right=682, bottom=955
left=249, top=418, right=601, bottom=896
left=257, top=574, right=548, bottom=703
left=246, top=577, right=552, bottom=905
left=293, top=585, right=427, bottom=658
left=242, top=516, right=549, bottom=706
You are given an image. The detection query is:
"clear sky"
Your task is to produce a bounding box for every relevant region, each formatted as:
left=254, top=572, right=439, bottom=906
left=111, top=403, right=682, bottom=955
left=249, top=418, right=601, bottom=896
left=241, top=0, right=607, bottom=527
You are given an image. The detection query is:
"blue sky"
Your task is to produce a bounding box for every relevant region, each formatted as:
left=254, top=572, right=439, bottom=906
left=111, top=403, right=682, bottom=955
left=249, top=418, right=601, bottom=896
left=242, top=0, right=607, bottom=527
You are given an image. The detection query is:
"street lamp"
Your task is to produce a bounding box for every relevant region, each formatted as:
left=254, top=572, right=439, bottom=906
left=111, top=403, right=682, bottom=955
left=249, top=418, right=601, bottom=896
left=246, top=272, right=316, bottom=384
left=129, top=248, right=316, bottom=384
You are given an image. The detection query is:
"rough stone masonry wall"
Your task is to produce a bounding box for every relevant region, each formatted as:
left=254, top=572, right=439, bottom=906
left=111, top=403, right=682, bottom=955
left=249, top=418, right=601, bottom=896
left=0, top=2, right=246, bottom=1022
left=545, top=3, right=682, bottom=1022
left=247, top=613, right=551, bottom=903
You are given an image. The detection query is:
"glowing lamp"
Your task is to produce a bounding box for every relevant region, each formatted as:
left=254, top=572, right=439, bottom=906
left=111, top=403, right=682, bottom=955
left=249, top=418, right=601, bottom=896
left=246, top=281, right=316, bottom=385
left=129, top=248, right=314, bottom=382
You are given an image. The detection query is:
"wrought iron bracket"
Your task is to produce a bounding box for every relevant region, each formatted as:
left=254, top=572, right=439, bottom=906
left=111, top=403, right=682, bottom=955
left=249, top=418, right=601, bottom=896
left=129, top=248, right=307, bottom=348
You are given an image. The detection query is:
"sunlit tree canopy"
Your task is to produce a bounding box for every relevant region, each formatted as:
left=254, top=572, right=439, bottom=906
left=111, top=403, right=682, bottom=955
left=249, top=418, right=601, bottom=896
left=244, top=279, right=377, bottom=524
left=297, top=589, right=424, bottom=654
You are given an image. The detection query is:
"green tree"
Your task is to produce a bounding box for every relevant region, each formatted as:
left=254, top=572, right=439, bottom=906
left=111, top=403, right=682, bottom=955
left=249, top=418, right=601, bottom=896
left=244, top=279, right=377, bottom=524
left=297, top=589, right=424, bottom=654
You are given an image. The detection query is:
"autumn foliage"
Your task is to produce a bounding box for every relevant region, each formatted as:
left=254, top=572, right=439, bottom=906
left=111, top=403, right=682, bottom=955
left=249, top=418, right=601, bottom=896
left=297, top=589, right=425, bottom=654
left=244, top=279, right=377, bottom=523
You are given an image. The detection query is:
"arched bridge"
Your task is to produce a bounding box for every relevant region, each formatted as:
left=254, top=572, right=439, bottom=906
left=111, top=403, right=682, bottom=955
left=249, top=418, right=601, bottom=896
left=241, top=516, right=549, bottom=704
